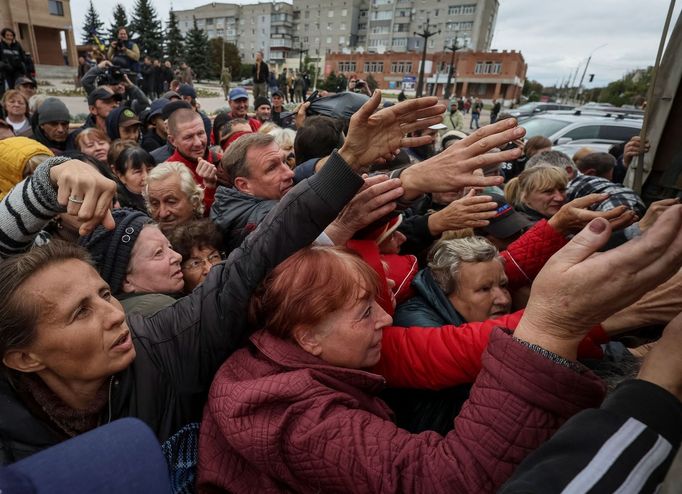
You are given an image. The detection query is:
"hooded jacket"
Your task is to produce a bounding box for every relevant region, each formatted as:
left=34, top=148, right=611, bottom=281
left=0, top=137, right=52, bottom=199
left=210, top=186, right=278, bottom=253
left=0, top=150, right=364, bottom=465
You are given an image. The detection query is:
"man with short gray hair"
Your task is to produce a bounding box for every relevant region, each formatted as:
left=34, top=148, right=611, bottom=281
left=526, top=150, right=578, bottom=180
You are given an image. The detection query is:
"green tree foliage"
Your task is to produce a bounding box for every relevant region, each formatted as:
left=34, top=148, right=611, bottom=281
left=165, top=10, right=184, bottom=64
left=129, top=0, right=164, bottom=59
left=81, top=1, right=105, bottom=45
left=108, top=4, right=129, bottom=42
left=240, top=64, right=254, bottom=80
left=522, top=79, right=543, bottom=102
left=596, top=67, right=652, bottom=107
left=184, top=17, right=210, bottom=81
left=208, top=38, right=241, bottom=79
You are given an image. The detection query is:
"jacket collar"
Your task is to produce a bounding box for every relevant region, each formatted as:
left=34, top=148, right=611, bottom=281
left=250, top=329, right=387, bottom=393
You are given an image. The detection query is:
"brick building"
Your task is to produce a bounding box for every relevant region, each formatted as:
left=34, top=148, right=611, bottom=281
left=325, top=48, right=526, bottom=103
left=0, top=0, right=78, bottom=66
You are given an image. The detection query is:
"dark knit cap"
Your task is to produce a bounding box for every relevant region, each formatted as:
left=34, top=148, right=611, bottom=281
left=253, top=96, right=271, bottom=109
left=38, top=98, right=71, bottom=125
left=78, top=209, right=152, bottom=294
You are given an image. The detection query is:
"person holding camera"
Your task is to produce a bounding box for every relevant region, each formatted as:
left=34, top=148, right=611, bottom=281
left=81, top=60, right=150, bottom=114
left=107, top=27, right=140, bottom=75
left=0, top=28, right=29, bottom=98
left=348, top=74, right=372, bottom=97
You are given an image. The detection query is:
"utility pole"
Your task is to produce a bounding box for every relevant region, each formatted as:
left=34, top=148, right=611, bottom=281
left=414, top=18, right=440, bottom=98
left=298, top=40, right=307, bottom=71
left=576, top=44, right=607, bottom=104
left=443, top=33, right=459, bottom=100
left=569, top=63, right=581, bottom=102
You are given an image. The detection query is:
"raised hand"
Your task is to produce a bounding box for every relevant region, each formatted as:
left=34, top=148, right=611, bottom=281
left=428, top=190, right=498, bottom=235
left=196, top=158, right=218, bottom=189
left=400, top=118, right=526, bottom=199
left=514, top=205, right=682, bottom=360
left=50, top=160, right=117, bottom=235
left=548, top=193, right=637, bottom=235
left=338, top=91, right=445, bottom=170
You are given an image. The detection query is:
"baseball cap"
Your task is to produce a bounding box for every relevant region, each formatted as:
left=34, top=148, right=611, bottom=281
left=88, top=87, right=123, bottom=106
left=161, top=100, right=193, bottom=121
left=177, top=84, right=197, bottom=99
left=15, top=76, right=36, bottom=88
left=148, top=98, right=170, bottom=119
left=229, top=87, right=249, bottom=101
left=118, top=108, right=141, bottom=128
left=271, top=90, right=284, bottom=98
left=477, top=193, right=533, bottom=240
left=162, top=90, right=181, bottom=101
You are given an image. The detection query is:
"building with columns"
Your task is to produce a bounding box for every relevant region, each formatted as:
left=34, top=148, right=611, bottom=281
left=0, top=0, right=78, bottom=66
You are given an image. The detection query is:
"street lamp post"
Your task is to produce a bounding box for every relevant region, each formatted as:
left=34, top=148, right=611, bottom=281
left=443, top=33, right=459, bottom=100
left=414, top=18, right=440, bottom=98
left=576, top=43, right=607, bottom=104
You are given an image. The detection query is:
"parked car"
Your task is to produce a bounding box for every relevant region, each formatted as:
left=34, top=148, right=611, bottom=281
left=520, top=113, right=641, bottom=148
left=507, top=102, right=575, bottom=120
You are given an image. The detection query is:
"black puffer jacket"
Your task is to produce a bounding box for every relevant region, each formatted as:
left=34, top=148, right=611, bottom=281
left=0, top=151, right=363, bottom=463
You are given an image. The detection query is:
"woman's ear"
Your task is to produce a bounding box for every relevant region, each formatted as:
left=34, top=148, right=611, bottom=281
left=3, top=350, right=45, bottom=374
left=292, top=325, right=322, bottom=357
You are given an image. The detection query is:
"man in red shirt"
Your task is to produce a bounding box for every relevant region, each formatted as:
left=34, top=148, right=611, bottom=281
left=166, top=108, right=220, bottom=211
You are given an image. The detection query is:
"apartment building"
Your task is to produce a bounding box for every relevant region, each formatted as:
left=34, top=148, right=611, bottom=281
left=0, top=0, right=78, bottom=66
left=174, top=2, right=295, bottom=63
left=174, top=0, right=497, bottom=62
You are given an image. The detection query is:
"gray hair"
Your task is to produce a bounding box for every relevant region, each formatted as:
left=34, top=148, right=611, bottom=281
left=143, top=161, right=204, bottom=216
left=268, top=127, right=296, bottom=150
left=526, top=150, right=575, bottom=173
left=428, top=236, right=500, bottom=295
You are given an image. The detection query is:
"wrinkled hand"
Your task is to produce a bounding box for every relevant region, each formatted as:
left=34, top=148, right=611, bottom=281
left=637, top=311, right=682, bottom=401
left=324, top=175, right=403, bottom=245
left=400, top=118, right=525, bottom=200
left=428, top=189, right=498, bottom=235
left=623, top=136, right=650, bottom=168
left=196, top=158, right=218, bottom=189
left=50, top=160, right=117, bottom=235
left=338, top=91, right=445, bottom=170
left=638, top=197, right=680, bottom=231
left=548, top=194, right=637, bottom=235
left=602, top=268, right=682, bottom=335
left=514, top=205, right=682, bottom=360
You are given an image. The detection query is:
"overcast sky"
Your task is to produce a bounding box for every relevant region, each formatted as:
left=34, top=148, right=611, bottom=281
left=72, top=0, right=681, bottom=86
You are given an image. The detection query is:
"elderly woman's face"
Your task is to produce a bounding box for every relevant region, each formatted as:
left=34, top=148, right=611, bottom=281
left=524, top=185, right=566, bottom=218
left=300, top=288, right=392, bottom=369
left=117, top=164, right=151, bottom=195
left=13, top=259, right=135, bottom=382
left=449, top=260, right=511, bottom=322
left=180, top=245, right=222, bottom=292
left=79, top=135, right=110, bottom=163
left=122, top=226, right=184, bottom=294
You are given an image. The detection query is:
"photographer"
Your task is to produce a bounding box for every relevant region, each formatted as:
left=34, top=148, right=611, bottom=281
left=81, top=60, right=150, bottom=114
left=107, top=27, right=140, bottom=75
left=348, top=74, right=372, bottom=97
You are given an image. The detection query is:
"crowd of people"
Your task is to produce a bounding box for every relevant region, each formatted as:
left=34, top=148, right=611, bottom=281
left=1, top=26, right=682, bottom=494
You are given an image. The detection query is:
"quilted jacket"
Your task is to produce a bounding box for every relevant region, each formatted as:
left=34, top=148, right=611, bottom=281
left=198, top=328, right=605, bottom=493
left=501, top=218, right=567, bottom=289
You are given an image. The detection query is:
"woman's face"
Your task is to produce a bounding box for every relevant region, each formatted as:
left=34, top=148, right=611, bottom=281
left=14, top=259, right=135, bottom=384
left=302, top=290, right=393, bottom=369
left=117, top=164, right=151, bottom=195
left=180, top=245, right=222, bottom=292
left=79, top=136, right=110, bottom=163
left=448, top=260, right=512, bottom=322
left=122, top=226, right=184, bottom=294
left=3, top=31, right=14, bottom=43
left=524, top=185, right=566, bottom=218
left=4, top=95, right=26, bottom=118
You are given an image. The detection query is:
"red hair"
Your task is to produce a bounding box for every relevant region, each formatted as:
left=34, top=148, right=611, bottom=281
left=249, top=246, right=380, bottom=338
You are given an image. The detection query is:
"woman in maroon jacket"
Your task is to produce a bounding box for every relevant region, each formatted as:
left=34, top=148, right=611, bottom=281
left=198, top=205, right=682, bottom=494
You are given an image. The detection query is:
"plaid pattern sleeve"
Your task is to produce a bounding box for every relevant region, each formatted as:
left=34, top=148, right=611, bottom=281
left=567, top=175, right=646, bottom=216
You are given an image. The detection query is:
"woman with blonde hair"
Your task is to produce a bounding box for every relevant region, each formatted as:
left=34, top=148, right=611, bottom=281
left=511, top=165, right=569, bottom=222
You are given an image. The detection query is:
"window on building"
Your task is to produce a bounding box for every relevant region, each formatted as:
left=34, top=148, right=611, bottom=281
left=448, top=5, right=460, bottom=15
left=327, top=22, right=333, bottom=30
left=340, top=23, right=346, bottom=30
left=338, top=61, right=357, bottom=72
left=48, top=0, right=64, bottom=16
left=305, top=10, right=310, bottom=18
left=462, top=4, right=476, bottom=15
left=364, top=61, right=384, bottom=72
left=461, top=21, right=473, bottom=30
left=326, top=36, right=332, bottom=43
left=392, top=38, right=407, bottom=48
left=342, top=9, right=348, bottom=16
left=328, top=10, right=334, bottom=17
left=474, top=61, right=502, bottom=75
left=433, top=9, right=439, bottom=16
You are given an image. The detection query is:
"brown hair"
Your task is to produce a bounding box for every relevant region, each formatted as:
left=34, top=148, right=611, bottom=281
left=167, top=108, right=202, bottom=135
left=516, top=165, right=568, bottom=208
left=0, top=241, right=92, bottom=371
left=220, top=133, right=274, bottom=187
left=75, top=127, right=111, bottom=152
left=249, top=246, right=381, bottom=339
left=166, top=219, right=222, bottom=262
left=524, top=136, right=552, bottom=159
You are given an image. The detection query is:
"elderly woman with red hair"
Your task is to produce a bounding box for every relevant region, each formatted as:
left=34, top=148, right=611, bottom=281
left=198, top=205, right=682, bottom=493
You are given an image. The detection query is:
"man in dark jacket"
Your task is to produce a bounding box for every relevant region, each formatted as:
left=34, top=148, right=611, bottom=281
left=139, top=56, right=156, bottom=98
left=251, top=51, right=269, bottom=100
left=141, top=98, right=169, bottom=153
left=0, top=28, right=28, bottom=97
left=81, top=61, right=150, bottom=114
left=31, top=97, right=73, bottom=153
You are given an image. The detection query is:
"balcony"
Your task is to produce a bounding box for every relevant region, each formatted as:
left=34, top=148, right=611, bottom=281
left=270, top=37, right=294, bottom=49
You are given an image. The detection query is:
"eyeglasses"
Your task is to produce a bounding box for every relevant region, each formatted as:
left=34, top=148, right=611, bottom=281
left=181, top=252, right=222, bottom=271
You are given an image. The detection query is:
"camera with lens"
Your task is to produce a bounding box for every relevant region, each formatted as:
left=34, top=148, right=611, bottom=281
left=96, top=65, right=129, bottom=86
left=116, top=39, right=127, bottom=51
